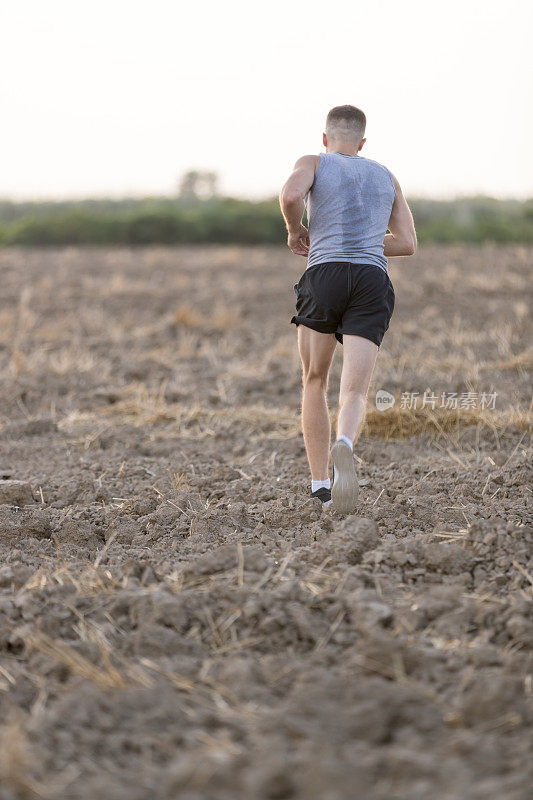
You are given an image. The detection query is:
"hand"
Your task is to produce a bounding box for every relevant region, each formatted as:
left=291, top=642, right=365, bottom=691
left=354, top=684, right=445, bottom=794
left=287, top=224, right=310, bottom=256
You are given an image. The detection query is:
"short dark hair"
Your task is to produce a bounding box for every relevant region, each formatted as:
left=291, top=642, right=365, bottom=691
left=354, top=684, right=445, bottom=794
left=326, top=105, right=366, bottom=139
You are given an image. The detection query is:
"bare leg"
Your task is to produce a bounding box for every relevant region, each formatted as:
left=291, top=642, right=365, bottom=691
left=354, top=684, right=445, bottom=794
left=337, top=335, right=379, bottom=445
left=297, top=326, right=337, bottom=480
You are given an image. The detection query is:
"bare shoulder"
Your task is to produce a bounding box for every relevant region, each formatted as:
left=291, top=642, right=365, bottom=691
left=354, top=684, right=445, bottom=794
left=293, top=154, right=321, bottom=173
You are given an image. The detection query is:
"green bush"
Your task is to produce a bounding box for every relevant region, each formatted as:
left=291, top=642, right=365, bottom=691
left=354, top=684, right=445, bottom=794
left=0, top=195, right=531, bottom=247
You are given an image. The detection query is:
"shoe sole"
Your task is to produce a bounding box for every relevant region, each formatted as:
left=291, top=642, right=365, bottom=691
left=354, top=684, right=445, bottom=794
left=330, top=440, right=359, bottom=514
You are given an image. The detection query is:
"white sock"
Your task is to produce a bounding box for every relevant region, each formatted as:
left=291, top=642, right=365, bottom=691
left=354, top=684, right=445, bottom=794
left=337, top=435, right=353, bottom=451
left=311, top=478, right=330, bottom=492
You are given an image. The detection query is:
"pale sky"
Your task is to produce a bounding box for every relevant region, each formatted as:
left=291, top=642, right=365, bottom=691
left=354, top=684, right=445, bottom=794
left=1, top=0, right=532, bottom=200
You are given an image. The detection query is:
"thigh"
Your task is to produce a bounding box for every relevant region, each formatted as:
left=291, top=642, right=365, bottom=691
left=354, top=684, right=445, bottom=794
left=339, top=334, right=379, bottom=397
left=298, top=325, right=337, bottom=379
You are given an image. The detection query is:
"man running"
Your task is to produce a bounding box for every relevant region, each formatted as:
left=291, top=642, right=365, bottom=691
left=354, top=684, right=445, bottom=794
left=279, top=105, right=417, bottom=514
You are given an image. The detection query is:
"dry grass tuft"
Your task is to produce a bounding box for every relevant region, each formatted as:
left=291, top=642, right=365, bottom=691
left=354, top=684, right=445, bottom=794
left=173, top=302, right=241, bottom=329
left=67, top=387, right=532, bottom=443
left=24, top=631, right=127, bottom=688
left=173, top=303, right=204, bottom=328
left=61, top=391, right=301, bottom=440
left=20, top=560, right=125, bottom=597
left=493, top=348, right=533, bottom=371
left=22, top=630, right=155, bottom=690
left=363, top=402, right=532, bottom=440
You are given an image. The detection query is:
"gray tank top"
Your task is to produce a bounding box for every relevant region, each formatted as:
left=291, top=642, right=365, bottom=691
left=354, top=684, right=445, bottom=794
left=305, top=152, right=396, bottom=272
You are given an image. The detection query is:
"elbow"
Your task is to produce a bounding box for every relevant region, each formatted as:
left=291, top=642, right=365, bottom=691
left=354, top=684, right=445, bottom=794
left=405, top=234, right=417, bottom=256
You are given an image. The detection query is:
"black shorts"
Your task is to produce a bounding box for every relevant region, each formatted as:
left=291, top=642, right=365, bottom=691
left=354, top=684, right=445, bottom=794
left=291, top=261, right=395, bottom=347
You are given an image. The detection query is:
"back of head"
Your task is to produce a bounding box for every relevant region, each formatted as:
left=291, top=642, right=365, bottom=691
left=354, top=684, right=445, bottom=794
left=325, top=105, right=366, bottom=146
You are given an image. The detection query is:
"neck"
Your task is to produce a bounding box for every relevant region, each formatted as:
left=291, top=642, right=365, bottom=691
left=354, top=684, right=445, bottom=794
left=326, top=141, right=360, bottom=156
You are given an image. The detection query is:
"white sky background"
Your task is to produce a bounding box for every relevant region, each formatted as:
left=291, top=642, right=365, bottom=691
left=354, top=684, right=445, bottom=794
left=1, top=0, right=532, bottom=200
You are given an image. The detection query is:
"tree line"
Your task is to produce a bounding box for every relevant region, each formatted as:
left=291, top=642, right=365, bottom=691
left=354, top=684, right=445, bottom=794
left=0, top=191, right=531, bottom=246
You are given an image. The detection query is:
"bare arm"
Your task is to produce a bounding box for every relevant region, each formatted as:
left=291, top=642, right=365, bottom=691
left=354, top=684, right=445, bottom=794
left=383, top=174, right=417, bottom=257
left=279, top=155, right=319, bottom=256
